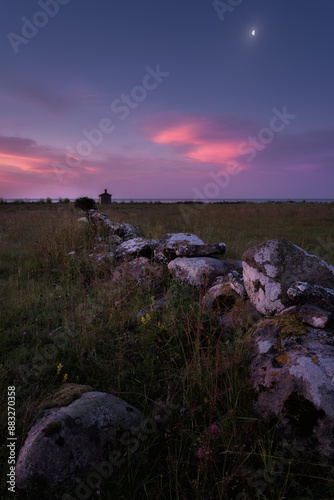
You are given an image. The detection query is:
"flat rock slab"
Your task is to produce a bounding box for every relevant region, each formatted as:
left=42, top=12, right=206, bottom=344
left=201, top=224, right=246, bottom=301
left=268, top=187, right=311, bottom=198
left=250, top=318, right=334, bottom=457
left=242, top=239, right=334, bottom=315
left=154, top=233, right=226, bottom=263
left=16, top=390, right=143, bottom=490
left=287, top=281, right=334, bottom=313
left=168, top=257, right=242, bottom=287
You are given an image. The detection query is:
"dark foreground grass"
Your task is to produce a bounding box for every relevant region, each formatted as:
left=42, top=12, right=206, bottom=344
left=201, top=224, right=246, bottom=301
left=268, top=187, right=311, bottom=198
left=1, top=202, right=334, bottom=499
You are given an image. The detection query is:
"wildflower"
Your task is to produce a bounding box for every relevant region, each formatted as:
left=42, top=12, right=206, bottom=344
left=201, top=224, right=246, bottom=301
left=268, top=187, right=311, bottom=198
left=208, top=423, right=220, bottom=437
left=180, top=407, right=187, bottom=416
left=195, top=448, right=208, bottom=459
left=114, top=301, right=120, bottom=306
left=62, top=373, right=68, bottom=383
left=23, top=332, right=27, bottom=335
left=141, top=312, right=151, bottom=325
left=56, top=363, right=63, bottom=375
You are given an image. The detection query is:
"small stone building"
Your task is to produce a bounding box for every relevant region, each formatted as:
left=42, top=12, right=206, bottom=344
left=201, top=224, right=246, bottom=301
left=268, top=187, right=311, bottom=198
left=98, top=189, right=112, bottom=204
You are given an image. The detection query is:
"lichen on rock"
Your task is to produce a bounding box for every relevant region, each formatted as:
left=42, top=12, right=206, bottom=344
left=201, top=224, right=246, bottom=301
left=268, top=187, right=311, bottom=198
left=37, top=383, right=93, bottom=413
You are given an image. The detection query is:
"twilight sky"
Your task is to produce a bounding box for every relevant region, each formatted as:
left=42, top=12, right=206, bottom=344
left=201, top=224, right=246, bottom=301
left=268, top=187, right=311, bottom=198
left=1, top=0, right=334, bottom=200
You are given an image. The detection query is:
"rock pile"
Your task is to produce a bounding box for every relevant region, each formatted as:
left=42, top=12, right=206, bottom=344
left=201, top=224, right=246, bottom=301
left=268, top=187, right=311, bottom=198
left=17, top=216, right=334, bottom=492
left=71, top=219, right=334, bottom=456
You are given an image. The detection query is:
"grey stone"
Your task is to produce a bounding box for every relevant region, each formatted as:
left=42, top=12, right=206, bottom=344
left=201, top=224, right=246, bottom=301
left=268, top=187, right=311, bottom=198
left=168, top=257, right=241, bottom=287
left=115, top=237, right=159, bottom=261
left=202, top=283, right=240, bottom=311
left=76, top=217, right=88, bottom=224
left=154, top=233, right=226, bottom=264
left=16, top=388, right=143, bottom=490
left=287, top=281, right=334, bottom=313
left=203, top=282, right=260, bottom=333
left=228, top=270, right=247, bottom=299
left=279, top=304, right=332, bottom=329
left=242, top=239, right=334, bottom=315
left=89, top=251, right=114, bottom=264
left=107, top=222, right=140, bottom=241
left=112, top=257, right=163, bottom=286
left=107, top=234, right=123, bottom=247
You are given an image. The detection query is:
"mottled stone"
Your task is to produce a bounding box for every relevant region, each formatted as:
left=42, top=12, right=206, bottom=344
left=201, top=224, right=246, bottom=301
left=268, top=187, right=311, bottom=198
left=89, top=251, right=114, bottom=264
left=168, top=257, right=241, bottom=287
left=107, top=221, right=139, bottom=241
left=279, top=304, right=332, bottom=329
left=112, top=257, right=163, bottom=288
left=250, top=317, right=334, bottom=457
left=76, top=217, right=88, bottom=224
left=115, top=237, right=159, bottom=261
left=287, top=281, right=334, bottom=313
left=242, top=239, right=334, bottom=315
left=227, top=270, right=247, bottom=299
left=154, top=233, right=225, bottom=264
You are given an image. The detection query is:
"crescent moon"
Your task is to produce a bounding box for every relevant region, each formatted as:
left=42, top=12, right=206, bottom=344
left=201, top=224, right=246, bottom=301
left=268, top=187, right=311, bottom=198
left=251, top=29, right=256, bottom=36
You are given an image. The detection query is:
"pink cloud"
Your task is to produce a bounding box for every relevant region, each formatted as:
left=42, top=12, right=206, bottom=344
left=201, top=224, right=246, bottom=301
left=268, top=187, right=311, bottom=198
left=1, top=117, right=334, bottom=200
left=143, top=112, right=334, bottom=176
left=144, top=111, right=257, bottom=168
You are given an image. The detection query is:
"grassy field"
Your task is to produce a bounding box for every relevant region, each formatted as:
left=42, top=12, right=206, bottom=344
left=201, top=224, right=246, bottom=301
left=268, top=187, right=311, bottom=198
left=1, top=201, right=334, bottom=499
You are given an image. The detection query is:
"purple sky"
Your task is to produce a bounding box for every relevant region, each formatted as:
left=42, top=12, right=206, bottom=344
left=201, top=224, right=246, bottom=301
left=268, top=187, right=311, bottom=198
left=1, top=0, right=334, bottom=200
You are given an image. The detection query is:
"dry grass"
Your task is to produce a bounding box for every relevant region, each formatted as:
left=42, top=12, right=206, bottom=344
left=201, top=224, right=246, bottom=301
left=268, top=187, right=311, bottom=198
left=0, top=201, right=333, bottom=499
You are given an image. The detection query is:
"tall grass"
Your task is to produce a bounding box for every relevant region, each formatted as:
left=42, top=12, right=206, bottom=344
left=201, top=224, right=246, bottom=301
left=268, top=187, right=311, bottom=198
left=0, top=202, right=334, bottom=499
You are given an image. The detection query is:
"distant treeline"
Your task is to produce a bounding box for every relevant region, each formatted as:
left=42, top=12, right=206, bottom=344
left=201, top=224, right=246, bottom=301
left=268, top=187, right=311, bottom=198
left=0, top=198, right=71, bottom=204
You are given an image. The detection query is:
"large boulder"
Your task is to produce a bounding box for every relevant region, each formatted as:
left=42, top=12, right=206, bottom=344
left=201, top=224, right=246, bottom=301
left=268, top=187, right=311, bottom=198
left=115, top=237, right=159, bottom=261
left=16, top=384, right=143, bottom=490
left=242, top=239, right=334, bottom=315
left=249, top=316, right=334, bottom=458
left=168, top=257, right=242, bottom=287
left=154, top=233, right=226, bottom=264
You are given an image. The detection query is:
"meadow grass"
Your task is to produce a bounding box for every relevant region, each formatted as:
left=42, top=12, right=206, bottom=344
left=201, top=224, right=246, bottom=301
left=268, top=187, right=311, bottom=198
left=0, top=201, right=334, bottom=499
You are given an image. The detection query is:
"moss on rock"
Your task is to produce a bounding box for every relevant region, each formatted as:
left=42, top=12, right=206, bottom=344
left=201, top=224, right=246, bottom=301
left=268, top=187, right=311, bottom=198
left=276, top=313, right=308, bottom=350
left=38, top=383, right=93, bottom=413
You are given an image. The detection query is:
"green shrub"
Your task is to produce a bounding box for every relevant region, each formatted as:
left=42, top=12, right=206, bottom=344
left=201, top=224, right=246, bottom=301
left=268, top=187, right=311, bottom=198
left=74, top=196, right=96, bottom=214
